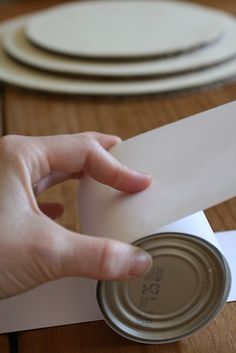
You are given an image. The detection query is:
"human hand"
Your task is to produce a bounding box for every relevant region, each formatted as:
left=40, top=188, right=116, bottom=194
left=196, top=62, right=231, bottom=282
left=0, top=132, right=152, bottom=299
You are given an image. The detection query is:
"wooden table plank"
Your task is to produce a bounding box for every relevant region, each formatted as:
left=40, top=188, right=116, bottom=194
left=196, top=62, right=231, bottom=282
left=195, top=0, right=236, bottom=12
left=2, top=0, right=236, bottom=352
left=0, top=90, right=3, bottom=136
left=0, top=335, right=9, bottom=353
left=0, top=0, right=66, bottom=22
left=17, top=303, right=236, bottom=353
left=15, top=302, right=236, bottom=353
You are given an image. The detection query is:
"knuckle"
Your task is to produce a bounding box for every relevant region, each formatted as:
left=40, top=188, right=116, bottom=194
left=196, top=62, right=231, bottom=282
left=0, top=135, right=30, bottom=173
left=98, top=240, right=120, bottom=279
left=78, top=133, right=98, bottom=151
left=29, top=230, right=61, bottom=281
left=108, top=162, right=123, bottom=185
left=29, top=233, right=52, bottom=263
left=79, top=132, right=96, bottom=143
left=78, top=134, right=101, bottom=165
left=0, top=135, right=21, bottom=156
left=80, top=131, right=95, bottom=138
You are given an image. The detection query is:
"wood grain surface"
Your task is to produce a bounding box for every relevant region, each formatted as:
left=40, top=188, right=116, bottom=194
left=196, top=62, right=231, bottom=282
left=0, top=0, right=66, bottom=22
left=1, top=0, right=236, bottom=352
left=0, top=335, right=9, bottom=353
left=0, top=90, right=3, bottom=136
left=16, top=303, right=236, bottom=353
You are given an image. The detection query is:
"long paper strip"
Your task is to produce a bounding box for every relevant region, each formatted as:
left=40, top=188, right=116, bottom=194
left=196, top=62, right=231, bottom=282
left=0, top=277, right=101, bottom=333
left=216, top=231, right=236, bottom=302
left=78, top=101, right=236, bottom=242
left=0, top=224, right=234, bottom=334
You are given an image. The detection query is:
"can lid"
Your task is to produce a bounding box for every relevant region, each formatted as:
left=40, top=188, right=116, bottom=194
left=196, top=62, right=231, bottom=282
left=97, top=233, right=231, bottom=344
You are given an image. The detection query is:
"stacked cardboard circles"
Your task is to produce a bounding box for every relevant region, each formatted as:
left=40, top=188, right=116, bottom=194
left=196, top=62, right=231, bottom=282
left=1, top=0, right=236, bottom=95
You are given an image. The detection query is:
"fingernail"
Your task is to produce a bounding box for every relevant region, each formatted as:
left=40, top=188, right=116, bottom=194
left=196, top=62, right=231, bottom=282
left=113, top=136, right=122, bottom=144
left=133, top=171, right=153, bottom=183
left=133, top=170, right=151, bottom=176
left=140, top=171, right=151, bottom=176
left=128, top=248, right=153, bottom=277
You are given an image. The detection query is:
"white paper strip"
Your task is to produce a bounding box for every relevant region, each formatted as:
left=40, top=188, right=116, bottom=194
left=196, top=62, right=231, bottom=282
left=78, top=101, right=236, bottom=243
left=0, top=224, right=234, bottom=334
left=216, top=231, right=236, bottom=302
left=0, top=277, right=101, bottom=333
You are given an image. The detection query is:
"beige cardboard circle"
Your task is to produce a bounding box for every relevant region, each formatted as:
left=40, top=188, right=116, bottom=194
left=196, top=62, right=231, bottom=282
left=25, top=0, right=225, bottom=59
left=4, top=15, right=236, bottom=78
left=1, top=18, right=236, bottom=96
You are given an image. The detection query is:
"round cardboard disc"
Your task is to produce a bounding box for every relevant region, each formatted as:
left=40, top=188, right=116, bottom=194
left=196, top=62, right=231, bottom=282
left=25, top=0, right=225, bottom=59
left=3, top=15, right=236, bottom=78
left=1, top=17, right=236, bottom=96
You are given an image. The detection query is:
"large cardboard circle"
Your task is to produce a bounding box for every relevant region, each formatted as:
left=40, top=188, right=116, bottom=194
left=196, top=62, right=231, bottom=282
left=25, top=0, right=224, bottom=59
left=1, top=18, right=236, bottom=96
left=4, top=15, right=236, bottom=78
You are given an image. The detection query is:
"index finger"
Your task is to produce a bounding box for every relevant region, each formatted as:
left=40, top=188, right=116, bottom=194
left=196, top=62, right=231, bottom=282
left=28, top=132, right=151, bottom=193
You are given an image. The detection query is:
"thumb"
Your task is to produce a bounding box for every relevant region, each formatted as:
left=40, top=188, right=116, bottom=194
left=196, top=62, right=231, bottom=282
left=45, top=222, right=153, bottom=281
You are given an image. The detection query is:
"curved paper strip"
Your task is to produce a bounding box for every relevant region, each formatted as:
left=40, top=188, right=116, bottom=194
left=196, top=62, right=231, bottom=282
left=78, top=101, right=236, bottom=242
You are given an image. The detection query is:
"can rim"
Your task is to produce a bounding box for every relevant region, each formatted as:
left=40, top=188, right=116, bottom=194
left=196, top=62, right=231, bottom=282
left=97, top=232, right=231, bottom=344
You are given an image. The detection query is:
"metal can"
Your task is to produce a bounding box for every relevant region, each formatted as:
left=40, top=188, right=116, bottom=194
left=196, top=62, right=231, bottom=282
left=97, top=212, right=231, bottom=344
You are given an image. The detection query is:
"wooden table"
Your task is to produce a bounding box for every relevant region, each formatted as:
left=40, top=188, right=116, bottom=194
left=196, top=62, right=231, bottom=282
left=1, top=0, right=236, bottom=352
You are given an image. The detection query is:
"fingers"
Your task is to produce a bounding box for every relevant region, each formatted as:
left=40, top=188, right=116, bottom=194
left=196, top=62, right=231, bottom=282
left=0, top=133, right=151, bottom=194
left=37, top=221, right=152, bottom=281
left=35, top=172, right=75, bottom=194
left=36, top=132, right=151, bottom=193
left=83, top=142, right=151, bottom=192
left=60, top=233, right=152, bottom=280
left=84, top=132, right=122, bottom=149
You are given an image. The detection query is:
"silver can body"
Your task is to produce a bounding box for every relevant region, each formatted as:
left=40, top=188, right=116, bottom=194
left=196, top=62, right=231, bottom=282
left=97, top=212, right=231, bottom=344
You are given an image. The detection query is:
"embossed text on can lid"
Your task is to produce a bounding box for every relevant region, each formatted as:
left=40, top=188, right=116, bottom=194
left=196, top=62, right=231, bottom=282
left=97, top=233, right=231, bottom=344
